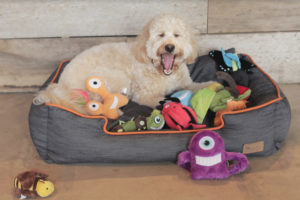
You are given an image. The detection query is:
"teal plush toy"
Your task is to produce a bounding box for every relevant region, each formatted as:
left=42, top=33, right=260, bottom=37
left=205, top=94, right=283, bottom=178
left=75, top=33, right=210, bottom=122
left=221, top=47, right=241, bottom=71
left=112, top=109, right=165, bottom=132
left=171, top=90, right=193, bottom=107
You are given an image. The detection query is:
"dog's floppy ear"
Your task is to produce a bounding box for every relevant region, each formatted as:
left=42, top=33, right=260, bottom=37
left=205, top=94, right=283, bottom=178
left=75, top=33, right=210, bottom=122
left=132, top=21, right=152, bottom=64
left=186, top=32, right=199, bottom=65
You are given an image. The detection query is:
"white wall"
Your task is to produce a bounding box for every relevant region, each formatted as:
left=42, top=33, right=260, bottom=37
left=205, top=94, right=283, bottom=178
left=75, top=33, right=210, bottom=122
left=0, top=0, right=299, bottom=92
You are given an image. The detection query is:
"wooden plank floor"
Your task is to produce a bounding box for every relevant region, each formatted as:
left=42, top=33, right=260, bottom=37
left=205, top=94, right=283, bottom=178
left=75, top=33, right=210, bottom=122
left=0, top=84, right=299, bottom=200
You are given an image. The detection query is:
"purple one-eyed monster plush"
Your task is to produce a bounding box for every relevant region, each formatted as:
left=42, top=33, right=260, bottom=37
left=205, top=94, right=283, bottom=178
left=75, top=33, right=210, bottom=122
left=177, top=130, right=248, bottom=180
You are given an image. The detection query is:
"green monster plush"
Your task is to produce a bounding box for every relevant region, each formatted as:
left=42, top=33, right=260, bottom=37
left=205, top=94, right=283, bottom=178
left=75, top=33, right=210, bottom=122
left=111, top=117, right=147, bottom=132
left=191, top=83, right=233, bottom=124
left=191, top=82, right=251, bottom=124
left=209, top=84, right=251, bottom=112
left=236, top=89, right=251, bottom=101
left=209, top=89, right=233, bottom=112
left=146, top=109, right=165, bottom=130
left=112, top=109, right=165, bottom=132
left=191, top=83, right=233, bottom=123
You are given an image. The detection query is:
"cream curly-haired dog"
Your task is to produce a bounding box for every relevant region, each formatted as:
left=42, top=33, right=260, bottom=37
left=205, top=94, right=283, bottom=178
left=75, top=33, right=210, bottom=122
left=34, top=14, right=212, bottom=115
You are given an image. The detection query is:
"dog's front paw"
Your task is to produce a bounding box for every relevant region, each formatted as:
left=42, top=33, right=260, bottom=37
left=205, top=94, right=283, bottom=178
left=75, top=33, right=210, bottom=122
left=133, top=95, right=164, bottom=109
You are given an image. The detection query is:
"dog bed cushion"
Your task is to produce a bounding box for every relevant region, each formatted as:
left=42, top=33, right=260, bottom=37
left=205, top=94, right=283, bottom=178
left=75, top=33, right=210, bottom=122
left=29, top=51, right=291, bottom=163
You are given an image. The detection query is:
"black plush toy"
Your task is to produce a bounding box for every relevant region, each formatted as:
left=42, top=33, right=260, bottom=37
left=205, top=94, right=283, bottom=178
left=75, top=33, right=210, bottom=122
left=209, top=49, right=255, bottom=87
left=208, top=49, right=255, bottom=73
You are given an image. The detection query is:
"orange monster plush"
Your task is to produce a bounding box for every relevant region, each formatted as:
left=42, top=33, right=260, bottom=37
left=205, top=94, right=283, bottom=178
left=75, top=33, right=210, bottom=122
left=85, top=77, right=128, bottom=119
left=214, top=100, right=247, bottom=126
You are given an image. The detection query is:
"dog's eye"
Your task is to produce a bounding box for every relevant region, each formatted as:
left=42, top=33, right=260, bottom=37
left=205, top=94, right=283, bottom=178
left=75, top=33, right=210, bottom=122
left=159, top=33, right=165, bottom=37
left=174, top=33, right=180, bottom=38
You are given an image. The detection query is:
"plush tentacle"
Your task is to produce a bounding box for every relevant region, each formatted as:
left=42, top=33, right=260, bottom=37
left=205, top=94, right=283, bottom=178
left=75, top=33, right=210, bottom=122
left=216, top=71, right=240, bottom=98
left=226, top=152, right=248, bottom=175
left=177, top=151, right=191, bottom=171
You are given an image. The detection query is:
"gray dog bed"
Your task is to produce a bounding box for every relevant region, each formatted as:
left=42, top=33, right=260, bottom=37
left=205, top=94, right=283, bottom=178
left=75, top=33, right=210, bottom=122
left=29, top=51, right=291, bottom=164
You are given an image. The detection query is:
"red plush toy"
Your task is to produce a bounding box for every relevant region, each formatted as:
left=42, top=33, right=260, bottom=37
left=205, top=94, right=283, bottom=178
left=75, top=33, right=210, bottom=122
left=162, top=102, right=206, bottom=131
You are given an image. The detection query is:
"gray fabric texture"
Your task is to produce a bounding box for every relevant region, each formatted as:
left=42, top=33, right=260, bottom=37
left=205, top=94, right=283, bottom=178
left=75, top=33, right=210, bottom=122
left=29, top=53, right=291, bottom=163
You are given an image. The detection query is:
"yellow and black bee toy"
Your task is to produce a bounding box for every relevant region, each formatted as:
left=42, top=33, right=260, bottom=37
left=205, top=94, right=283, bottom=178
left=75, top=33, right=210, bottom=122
left=14, top=170, right=54, bottom=199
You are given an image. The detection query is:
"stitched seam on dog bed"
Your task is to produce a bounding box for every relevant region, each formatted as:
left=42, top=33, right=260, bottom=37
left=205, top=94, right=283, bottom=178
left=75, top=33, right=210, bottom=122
left=44, top=55, right=283, bottom=136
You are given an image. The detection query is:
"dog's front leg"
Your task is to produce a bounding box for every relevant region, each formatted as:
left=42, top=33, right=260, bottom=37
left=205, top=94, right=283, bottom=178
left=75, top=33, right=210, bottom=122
left=183, top=81, right=217, bottom=92
left=132, top=93, right=165, bottom=108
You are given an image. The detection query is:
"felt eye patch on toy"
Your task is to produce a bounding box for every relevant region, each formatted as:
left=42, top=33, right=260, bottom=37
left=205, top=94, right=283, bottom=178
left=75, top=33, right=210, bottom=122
left=85, top=77, right=129, bottom=119
left=177, top=130, right=248, bottom=180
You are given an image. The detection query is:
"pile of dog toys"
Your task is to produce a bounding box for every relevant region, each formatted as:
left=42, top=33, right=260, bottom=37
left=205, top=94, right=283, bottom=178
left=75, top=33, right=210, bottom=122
left=111, top=75, right=251, bottom=132
left=168, top=70, right=251, bottom=127
left=110, top=49, right=253, bottom=132
left=72, top=48, right=253, bottom=132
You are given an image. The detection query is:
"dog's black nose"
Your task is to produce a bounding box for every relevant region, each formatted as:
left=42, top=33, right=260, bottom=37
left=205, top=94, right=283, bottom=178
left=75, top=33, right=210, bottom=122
left=165, top=44, right=175, bottom=53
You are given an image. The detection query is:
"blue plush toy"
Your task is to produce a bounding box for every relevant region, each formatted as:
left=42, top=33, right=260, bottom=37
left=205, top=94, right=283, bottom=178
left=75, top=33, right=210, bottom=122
left=221, top=48, right=241, bottom=71
left=171, top=90, right=193, bottom=107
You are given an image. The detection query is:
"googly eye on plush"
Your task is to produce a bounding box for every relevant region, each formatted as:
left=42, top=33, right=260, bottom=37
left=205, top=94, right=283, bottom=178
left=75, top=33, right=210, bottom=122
left=154, top=116, right=161, bottom=124
left=88, top=102, right=100, bottom=111
left=199, top=136, right=215, bottom=150
left=88, top=78, right=102, bottom=89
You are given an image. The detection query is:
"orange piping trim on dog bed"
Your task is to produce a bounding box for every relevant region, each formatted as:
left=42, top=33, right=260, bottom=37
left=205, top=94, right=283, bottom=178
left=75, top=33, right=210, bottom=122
left=45, top=54, right=283, bottom=136
left=50, top=59, right=70, bottom=84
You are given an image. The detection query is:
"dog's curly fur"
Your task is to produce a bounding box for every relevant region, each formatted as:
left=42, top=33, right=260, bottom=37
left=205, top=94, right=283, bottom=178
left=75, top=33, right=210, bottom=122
left=34, top=14, right=213, bottom=115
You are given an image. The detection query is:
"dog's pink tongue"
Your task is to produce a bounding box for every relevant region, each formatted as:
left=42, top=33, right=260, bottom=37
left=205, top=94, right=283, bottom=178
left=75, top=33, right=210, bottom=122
left=163, top=54, right=174, bottom=75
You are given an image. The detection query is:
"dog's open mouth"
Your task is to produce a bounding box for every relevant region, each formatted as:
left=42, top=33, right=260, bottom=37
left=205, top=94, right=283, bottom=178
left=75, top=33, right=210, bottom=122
left=161, top=53, right=175, bottom=75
